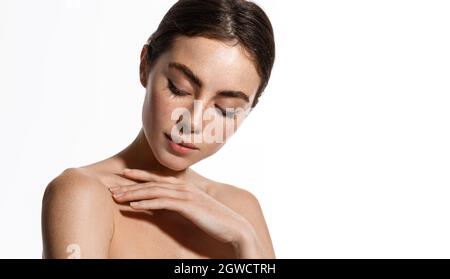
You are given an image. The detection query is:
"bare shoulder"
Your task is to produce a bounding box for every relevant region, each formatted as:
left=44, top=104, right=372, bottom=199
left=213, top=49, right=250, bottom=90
left=211, top=182, right=267, bottom=226
left=209, top=181, right=276, bottom=258
left=42, top=167, right=114, bottom=215
left=41, top=168, right=115, bottom=258
left=45, top=167, right=107, bottom=192
left=211, top=182, right=261, bottom=211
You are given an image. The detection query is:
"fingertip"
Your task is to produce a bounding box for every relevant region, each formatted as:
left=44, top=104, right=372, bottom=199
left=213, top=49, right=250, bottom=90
left=108, top=186, right=120, bottom=192
left=122, top=168, right=131, bottom=175
left=130, top=201, right=140, bottom=208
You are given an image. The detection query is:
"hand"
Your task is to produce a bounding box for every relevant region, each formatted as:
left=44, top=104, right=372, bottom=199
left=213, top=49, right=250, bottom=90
left=108, top=168, right=255, bottom=250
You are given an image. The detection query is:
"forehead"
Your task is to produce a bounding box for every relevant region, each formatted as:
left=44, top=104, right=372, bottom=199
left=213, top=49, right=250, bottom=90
left=161, top=36, right=261, bottom=98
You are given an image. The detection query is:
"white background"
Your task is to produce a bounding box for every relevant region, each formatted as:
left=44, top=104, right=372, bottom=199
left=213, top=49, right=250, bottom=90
left=0, top=0, right=449, bottom=258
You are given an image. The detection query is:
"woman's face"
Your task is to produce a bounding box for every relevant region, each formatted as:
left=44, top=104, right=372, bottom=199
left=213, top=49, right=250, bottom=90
left=141, top=35, right=261, bottom=171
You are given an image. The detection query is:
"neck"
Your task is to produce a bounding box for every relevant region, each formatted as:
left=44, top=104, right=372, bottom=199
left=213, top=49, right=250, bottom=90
left=113, top=128, right=191, bottom=180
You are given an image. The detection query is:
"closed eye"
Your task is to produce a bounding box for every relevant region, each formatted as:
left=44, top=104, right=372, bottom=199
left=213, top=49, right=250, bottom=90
left=167, top=78, right=191, bottom=96
left=215, top=105, right=237, bottom=119
left=167, top=78, right=237, bottom=119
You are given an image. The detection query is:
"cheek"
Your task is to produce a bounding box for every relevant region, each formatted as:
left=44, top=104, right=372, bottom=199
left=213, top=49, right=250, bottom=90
left=200, top=117, right=243, bottom=152
left=142, top=87, right=177, bottom=131
left=203, top=115, right=247, bottom=156
left=221, top=114, right=246, bottom=140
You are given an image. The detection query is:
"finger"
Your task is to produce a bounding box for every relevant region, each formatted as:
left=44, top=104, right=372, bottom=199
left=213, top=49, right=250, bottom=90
left=109, top=183, right=150, bottom=194
left=130, top=198, right=186, bottom=212
left=117, top=204, right=156, bottom=216
left=112, top=186, right=190, bottom=203
left=109, top=181, right=189, bottom=194
left=122, top=168, right=182, bottom=184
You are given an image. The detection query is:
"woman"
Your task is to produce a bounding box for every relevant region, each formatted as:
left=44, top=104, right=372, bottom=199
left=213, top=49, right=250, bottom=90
left=41, top=0, right=276, bottom=259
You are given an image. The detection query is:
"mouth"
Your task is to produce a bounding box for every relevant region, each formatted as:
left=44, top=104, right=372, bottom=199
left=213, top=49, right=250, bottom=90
left=164, top=133, right=200, bottom=150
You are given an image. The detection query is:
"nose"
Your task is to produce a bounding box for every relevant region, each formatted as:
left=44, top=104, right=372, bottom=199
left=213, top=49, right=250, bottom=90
left=177, top=100, right=203, bottom=135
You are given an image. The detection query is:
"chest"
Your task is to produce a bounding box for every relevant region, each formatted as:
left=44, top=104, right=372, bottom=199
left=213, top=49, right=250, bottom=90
left=108, top=208, right=236, bottom=259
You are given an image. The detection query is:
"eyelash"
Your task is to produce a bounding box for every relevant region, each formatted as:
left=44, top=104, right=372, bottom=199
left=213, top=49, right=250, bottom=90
left=214, top=105, right=236, bottom=119
left=166, top=78, right=236, bottom=119
left=167, top=79, right=190, bottom=97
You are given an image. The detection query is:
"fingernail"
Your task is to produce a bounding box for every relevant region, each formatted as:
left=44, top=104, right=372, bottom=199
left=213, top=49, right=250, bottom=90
left=130, top=202, right=140, bottom=207
left=113, top=192, right=124, bottom=198
left=122, top=168, right=131, bottom=175
left=109, top=186, right=120, bottom=192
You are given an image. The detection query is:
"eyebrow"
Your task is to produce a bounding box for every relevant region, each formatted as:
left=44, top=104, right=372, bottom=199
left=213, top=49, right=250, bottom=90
left=168, top=62, right=250, bottom=103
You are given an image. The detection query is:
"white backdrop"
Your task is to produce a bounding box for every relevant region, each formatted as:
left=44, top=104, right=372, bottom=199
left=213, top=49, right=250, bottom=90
left=0, top=0, right=449, bottom=259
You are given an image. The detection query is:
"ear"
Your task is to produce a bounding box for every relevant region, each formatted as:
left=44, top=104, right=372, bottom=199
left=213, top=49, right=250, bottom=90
left=139, top=44, right=149, bottom=88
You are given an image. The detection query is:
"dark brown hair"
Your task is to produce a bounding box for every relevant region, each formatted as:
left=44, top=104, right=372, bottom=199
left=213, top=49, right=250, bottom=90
left=145, top=0, right=275, bottom=108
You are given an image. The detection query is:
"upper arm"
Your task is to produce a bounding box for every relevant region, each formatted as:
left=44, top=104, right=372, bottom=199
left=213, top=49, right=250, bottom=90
left=221, top=185, right=276, bottom=258
left=41, top=168, right=114, bottom=259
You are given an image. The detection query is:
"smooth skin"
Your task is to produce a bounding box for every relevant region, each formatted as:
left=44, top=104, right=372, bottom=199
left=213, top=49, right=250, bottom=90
left=41, top=36, right=275, bottom=259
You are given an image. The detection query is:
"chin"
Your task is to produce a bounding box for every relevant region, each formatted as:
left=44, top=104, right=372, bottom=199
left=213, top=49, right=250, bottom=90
left=155, top=150, right=192, bottom=171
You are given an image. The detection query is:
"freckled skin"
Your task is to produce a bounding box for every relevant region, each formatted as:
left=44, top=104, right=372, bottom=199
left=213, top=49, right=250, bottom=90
left=141, top=35, right=260, bottom=171
left=41, top=36, right=275, bottom=259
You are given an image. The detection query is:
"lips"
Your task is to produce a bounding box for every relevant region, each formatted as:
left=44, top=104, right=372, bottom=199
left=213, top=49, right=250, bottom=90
left=164, top=133, right=199, bottom=150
